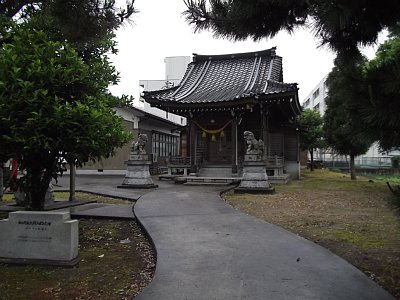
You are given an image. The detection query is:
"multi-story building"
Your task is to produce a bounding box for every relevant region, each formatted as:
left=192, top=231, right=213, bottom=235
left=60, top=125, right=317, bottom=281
left=303, top=75, right=328, bottom=116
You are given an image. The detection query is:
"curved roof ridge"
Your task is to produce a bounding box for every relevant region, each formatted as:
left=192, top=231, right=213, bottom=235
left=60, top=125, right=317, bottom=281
left=175, top=60, right=211, bottom=101
left=242, top=57, right=260, bottom=94
left=143, top=85, right=178, bottom=96
left=193, top=47, right=277, bottom=63
left=267, top=79, right=298, bottom=86
left=170, top=63, right=195, bottom=98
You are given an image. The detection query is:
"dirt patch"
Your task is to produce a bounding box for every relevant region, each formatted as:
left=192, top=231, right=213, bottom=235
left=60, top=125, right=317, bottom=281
left=224, top=169, right=400, bottom=299
left=0, top=194, right=155, bottom=299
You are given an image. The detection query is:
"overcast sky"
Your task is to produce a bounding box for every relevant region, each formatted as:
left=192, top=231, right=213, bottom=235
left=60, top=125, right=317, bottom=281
left=110, top=0, right=386, bottom=104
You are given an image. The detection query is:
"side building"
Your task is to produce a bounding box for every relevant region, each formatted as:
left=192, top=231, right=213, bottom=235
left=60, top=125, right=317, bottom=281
left=79, top=57, right=190, bottom=174
left=80, top=106, right=182, bottom=174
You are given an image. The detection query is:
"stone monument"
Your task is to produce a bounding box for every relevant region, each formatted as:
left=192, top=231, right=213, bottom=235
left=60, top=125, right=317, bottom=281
left=235, top=131, right=275, bottom=194
left=0, top=211, right=79, bottom=266
left=118, top=134, right=158, bottom=189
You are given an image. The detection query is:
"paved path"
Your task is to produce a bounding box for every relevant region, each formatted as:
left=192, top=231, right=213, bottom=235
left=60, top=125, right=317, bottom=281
left=51, top=174, right=150, bottom=219
left=134, top=181, right=394, bottom=300
left=53, top=174, right=148, bottom=200
left=53, top=175, right=394, bottom=299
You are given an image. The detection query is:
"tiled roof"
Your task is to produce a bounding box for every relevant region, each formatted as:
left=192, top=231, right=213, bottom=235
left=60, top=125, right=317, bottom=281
left=143, top=48, right=298, bottom=109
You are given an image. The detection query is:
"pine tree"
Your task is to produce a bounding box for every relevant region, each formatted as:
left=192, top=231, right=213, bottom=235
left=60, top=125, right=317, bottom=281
left=184, top=0, right=400, bottom=54
left=363, top=35, right=400, bottom=150
left=323, top=54, right=373, bottom=180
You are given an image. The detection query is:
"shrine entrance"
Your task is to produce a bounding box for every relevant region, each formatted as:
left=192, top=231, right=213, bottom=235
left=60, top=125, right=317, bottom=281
left=201, top=127, right=232, bottom=165
left=194, top=116, right=235, bottom=166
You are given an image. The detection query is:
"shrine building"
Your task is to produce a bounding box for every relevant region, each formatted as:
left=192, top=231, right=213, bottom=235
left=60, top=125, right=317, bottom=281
left=142, top=48, right=302, bottom=182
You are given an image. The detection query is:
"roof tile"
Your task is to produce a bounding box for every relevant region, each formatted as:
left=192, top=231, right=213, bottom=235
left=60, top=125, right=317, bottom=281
left=143, top=48, right=298, bottom=107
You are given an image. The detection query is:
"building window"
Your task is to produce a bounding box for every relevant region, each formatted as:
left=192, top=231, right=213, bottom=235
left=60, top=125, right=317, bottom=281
left=152, top=131, right=179, bottom=158
left=304, top=98, right=310, bottom=107
left=314, top=103, right=320, bottom=111
left=313, top=88, right=320, bottom=99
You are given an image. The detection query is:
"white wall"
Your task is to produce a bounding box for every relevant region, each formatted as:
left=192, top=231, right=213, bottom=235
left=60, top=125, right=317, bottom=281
left=302, top=74, right=328, bottom=115
left=285, top=161, right=300, bottom=179
left=114, top=107, right=140, bottom=129
left=165, top=56, right=191, bottom=83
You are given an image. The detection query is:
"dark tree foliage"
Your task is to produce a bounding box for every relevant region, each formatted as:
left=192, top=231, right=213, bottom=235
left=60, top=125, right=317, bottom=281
left=0, top=24, right=132, bottom=210
left=323, top=53, right=373, bottom=180
left=184, top=0, right=400, bottom=54
left=0, top=1, right=136, bottom=209
left=0, top=0, right=136, bottom=49
left=363, top=36, right=400, bottom=150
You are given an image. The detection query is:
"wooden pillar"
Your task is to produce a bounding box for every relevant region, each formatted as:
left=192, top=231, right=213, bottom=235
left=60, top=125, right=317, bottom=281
left=190, top=119, right=197, bottom=173
left=261, top=107, right=268, bottom=161
left=231, top=118, right=238, bottom=174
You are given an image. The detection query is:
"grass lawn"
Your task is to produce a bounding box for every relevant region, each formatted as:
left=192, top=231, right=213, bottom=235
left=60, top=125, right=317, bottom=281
left=224, top=169, right=400, bottom=299
left=0, top=193, right=155, bottom=299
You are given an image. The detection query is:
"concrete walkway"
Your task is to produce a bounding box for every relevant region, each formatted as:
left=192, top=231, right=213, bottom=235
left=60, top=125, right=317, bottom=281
left=134, top=181, right=394, bottom=300
left=54, top=175, right=394, bottom=299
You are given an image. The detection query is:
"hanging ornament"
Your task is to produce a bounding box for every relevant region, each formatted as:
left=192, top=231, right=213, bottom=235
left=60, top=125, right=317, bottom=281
left=220, top=130, right=225, bottom=138
left=211, top=134, right=216, bottom=141
left=202, top=131, right=207, bottom=138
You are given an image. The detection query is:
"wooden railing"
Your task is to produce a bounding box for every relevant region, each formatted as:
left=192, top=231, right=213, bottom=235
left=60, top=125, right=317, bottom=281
left=169, top=156, right=190, bottom=166
left=265, top=155, right=284, bottom=167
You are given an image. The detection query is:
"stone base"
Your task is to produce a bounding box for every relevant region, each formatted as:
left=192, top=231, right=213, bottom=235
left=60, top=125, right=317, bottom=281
left=234, top=186, right=275, bottom=194
left=129, top=154, right=149, bottom=161
left=0, top=256, right=80, bottom=267
left=118, top=160, right=158, bottom=189
left=244, top=154, right=263, bottom=162
left=235, top=161, right=274, bottom=194
left=118, top=183, right=158, bottom=189
left=0, top=211, right=79, bottom=265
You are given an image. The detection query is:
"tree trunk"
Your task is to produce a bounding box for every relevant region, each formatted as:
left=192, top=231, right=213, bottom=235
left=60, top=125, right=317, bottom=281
left=0, top=163, right=4, bottom=201
left=26, top=157, right=55, bottom=210
left=28, top=167, right=48, bottom=210
left=69, top=163, right=76, bottom=202
left=350, top=154, right=356, bottom=180
left=310, top=149, right=314, bottom=171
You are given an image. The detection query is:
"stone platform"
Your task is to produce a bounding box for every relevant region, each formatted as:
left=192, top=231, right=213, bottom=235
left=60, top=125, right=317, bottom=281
left=234, top=155, right=275, bottom=194
left=118, top=157, right=158, bottom=189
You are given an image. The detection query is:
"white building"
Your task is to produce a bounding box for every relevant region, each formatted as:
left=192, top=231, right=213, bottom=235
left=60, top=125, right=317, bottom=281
left=303, top=74, right=328, bottom=116
left=138, top=56, right=190, bottom=126
left=302, top=74, right=398, bottom=168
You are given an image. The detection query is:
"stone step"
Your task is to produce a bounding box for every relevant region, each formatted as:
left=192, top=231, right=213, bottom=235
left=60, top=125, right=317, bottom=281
left=183, top=176, right=241, bottom=185
left=184, top=182, right=230, bottom=186
left=198, top=165, right=233, bottom=177
left=268, top=174, right=291, bottom=184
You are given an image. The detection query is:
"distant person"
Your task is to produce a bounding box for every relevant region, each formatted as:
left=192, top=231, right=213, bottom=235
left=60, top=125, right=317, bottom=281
left=8, top=159, right=18, bottom=192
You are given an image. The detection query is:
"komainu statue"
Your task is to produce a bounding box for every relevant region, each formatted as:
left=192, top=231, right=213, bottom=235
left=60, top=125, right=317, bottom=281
left=244, top=131, right=264, bottom=155
left=131, top=134, right=148, bottom=155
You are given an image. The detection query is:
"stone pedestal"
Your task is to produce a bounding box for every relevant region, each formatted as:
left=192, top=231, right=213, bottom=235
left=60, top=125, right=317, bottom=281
left=0, top=211, right=79, bottom=266
left=118, top=155, right=158, bottom=189
left=235, top=155, right=275, bottom=194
